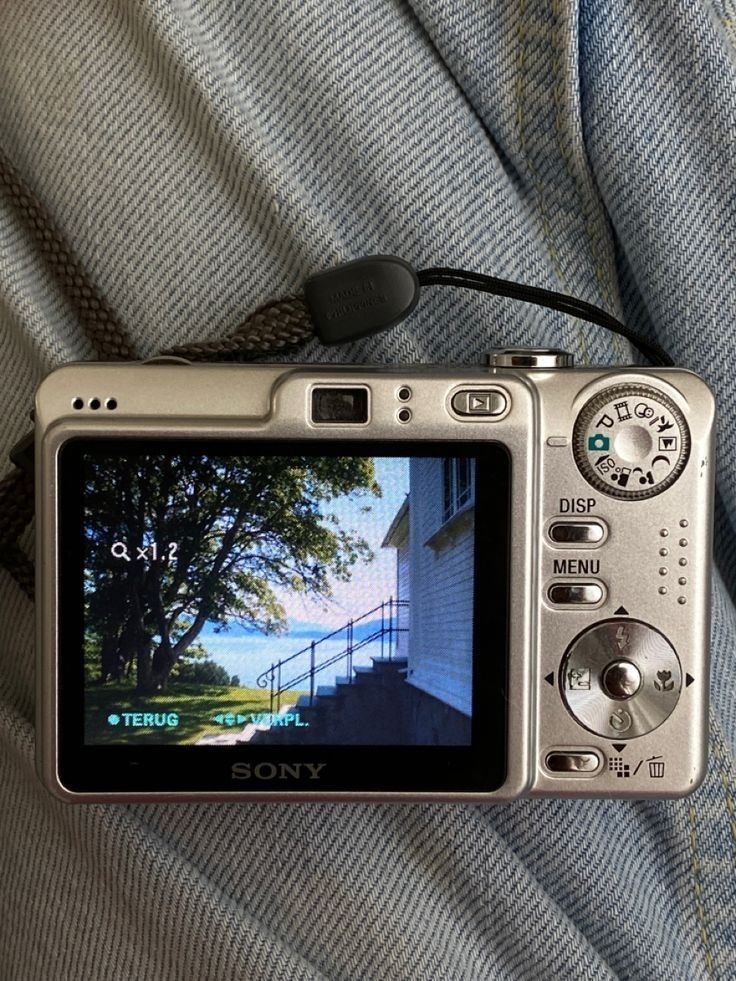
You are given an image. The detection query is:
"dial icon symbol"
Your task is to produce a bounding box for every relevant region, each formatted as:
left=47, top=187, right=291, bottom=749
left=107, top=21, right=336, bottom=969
left=609, top=709, right=633, bottom=733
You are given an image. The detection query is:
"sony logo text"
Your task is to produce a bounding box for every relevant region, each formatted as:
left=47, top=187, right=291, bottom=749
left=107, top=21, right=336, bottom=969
left=231, top=762, right=327, bottom=781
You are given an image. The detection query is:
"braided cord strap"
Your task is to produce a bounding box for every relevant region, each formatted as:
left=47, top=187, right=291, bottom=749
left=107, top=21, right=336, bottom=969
left=0, top=152, right=315, bottom=594
left=162, top=295, right=314, bottom=360
left=0, top=468, right=35, bottom=598
left=0, top=146, right=316, bottom=594
left=0, top=149, right=143, bottom=594
left=0, top=294, right=316, bottom=595
left=0, top=149, right=137, bottom=362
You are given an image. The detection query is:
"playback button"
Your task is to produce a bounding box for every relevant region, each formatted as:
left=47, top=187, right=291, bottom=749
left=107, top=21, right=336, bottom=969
left=450, top=388, right=508, bottom=418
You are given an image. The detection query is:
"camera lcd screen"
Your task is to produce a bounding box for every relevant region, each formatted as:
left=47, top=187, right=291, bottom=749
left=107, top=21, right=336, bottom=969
left=57, top=439, right=510, bottom=794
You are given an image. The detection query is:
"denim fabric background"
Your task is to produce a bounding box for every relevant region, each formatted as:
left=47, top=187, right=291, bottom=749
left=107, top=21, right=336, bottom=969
left=1, top=1, right=735, bottom=978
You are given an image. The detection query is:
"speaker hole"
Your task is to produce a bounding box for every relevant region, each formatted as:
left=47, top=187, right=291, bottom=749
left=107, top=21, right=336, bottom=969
left=105, top=398, right=117, bottom=410
left=72, top=397, right=84, bottom=410
left=89, top=398, right=101, bottom=410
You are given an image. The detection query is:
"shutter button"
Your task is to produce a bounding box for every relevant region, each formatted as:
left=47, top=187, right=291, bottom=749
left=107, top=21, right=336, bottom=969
left=487, top=348, right=574, bottom=369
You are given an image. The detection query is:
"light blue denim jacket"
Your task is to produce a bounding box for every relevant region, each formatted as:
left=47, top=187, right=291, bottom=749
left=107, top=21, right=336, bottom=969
left=0, top=1, right=733, bottom=978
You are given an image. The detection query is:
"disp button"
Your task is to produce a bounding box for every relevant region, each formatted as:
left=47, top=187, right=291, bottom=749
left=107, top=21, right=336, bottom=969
left=549, top=521, right=605, bottom=545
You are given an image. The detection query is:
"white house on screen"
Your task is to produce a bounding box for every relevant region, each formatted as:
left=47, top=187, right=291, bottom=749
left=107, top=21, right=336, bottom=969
left=382, top=457, right=474, bottom=720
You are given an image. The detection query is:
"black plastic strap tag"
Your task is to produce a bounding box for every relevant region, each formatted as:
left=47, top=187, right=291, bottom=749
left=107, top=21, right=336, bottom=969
left=304, top=255, right=420, bottom=345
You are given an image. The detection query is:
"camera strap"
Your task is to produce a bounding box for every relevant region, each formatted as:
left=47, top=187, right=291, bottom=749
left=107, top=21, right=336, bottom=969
left=159, top=255, right=674, bottom=368
left=0, top=244, right=675, bottom=597
left=301, top=256, right=674, bottom=367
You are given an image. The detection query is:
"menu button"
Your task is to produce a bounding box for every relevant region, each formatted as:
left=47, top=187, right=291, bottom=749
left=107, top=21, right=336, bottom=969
left=548, top=582, right=604, bottom=606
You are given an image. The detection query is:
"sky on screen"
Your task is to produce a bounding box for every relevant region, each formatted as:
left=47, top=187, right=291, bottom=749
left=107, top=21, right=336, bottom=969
left=273, top=455, right=409, bottom=625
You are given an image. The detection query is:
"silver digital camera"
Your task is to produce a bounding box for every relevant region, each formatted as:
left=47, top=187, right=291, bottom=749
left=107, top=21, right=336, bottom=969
left=35, top=348, right=715, bottom=802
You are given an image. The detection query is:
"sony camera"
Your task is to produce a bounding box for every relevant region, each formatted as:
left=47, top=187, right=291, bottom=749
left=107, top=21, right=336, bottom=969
left=35, top=348, right=715, bottom=801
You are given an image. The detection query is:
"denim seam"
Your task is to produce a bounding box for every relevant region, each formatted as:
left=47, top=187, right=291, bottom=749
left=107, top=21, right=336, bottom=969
left=550, top=0, right=590, bottom=365
left=555, top=0, right=631, bottom=364
left=515, top=1, right=568, bottom=302
left=711, top=720, right=736, bottom=853
left=687, top=801, right=716, bottom=977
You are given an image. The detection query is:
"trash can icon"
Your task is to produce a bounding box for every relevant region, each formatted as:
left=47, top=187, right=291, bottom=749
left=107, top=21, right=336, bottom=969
left=648, top=757, right=665, bottom=778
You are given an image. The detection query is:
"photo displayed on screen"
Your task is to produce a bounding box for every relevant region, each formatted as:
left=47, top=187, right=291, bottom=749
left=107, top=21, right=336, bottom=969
left=81, top=448, right=477, bottom=746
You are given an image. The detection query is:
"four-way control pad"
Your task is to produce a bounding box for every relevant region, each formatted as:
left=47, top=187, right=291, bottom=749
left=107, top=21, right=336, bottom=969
left=572, top=384, right=690, bottom=500
left=560, top=618, right=682, bottom=739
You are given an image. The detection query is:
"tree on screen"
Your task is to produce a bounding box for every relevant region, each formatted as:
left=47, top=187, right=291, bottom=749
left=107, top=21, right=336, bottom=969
left=83, top=454, right=380, bottom=692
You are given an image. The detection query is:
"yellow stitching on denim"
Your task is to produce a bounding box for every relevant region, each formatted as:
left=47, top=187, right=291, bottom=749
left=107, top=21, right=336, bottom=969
left=719, top=19, right=736, bottom=45
left=549, top=0, right=589, bottom=365
left=711, top=723, right=736, bottom=851
left=687, top=804, right=716, bottom=977
left=549, top=0, right=629, bottom=364
left=515, top=2, right=568, bottom=318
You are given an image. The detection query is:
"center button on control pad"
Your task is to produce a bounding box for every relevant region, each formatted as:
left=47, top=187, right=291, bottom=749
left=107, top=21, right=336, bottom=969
left=560, top=618, right=681, bottom=738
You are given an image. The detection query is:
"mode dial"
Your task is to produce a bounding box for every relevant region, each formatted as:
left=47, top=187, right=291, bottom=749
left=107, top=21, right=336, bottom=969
left=572, top=384, right=690, bottom=500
